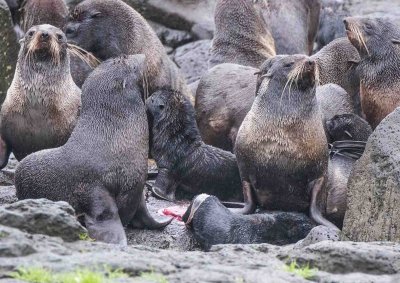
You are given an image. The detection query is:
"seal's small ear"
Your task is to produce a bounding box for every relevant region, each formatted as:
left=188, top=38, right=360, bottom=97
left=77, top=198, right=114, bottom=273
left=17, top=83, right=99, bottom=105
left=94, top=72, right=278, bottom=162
left=90, top=11, right=101, bottom=18
left=392, top=39, right=400, bottom=45
left=254, top=70, right=262, bottom=76
left=18, top=38, right=25, bottom=45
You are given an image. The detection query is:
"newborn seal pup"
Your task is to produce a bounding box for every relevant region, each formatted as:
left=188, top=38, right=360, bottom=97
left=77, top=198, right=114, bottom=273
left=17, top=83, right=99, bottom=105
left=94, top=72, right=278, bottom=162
left=234, top=55, right=336, bottom=229
left=209, top=0, right=275, bottom=68
left=15, top=55, right=172, bottom=245
left=0, top=24, right=80, bottom=167
left=326, top=113, right=372, bottom=143
left=344, top=17, right=400, bottom=128
left=146, top=89, right=242, bottom=202
left=66, top=0, right=191, bottom=99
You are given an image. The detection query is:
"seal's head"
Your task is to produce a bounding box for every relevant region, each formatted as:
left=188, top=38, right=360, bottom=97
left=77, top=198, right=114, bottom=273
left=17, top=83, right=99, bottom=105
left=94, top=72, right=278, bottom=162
left=256, top=55, right=318, bottom=97
left=344, top=17, right=400, bottom=58
left=21, top=24, right=67, bottom=66
left=326, top=114, right=372, bottom=142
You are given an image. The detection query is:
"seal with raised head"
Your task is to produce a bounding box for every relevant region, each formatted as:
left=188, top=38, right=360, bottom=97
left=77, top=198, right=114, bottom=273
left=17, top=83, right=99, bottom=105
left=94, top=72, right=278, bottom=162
left=146, top=89, right=242, bottom=202
left=66, top=0, right=191, bottom=99
left=0, top=24, right=81, bottom=168
left=15, top=55, right=172, bottom=245
left=344, top=16, right=400, bottom=129
left=209, top=0, right=275, bottom=68
left=234, top=55, right=336, bottom=229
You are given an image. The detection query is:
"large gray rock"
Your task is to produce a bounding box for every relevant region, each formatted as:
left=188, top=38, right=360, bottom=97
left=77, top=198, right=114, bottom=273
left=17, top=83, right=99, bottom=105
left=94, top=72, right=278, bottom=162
left=0, top=0, right=18, bottom=104
left=173, top=40, right=211, bottom=84
left=0, top=198, right=87, bottom=242
left=149, top=21, right=193, bottom=48
left=343, top=108, right=400, bottom=242
left=294, top=226, right=340, bottom=249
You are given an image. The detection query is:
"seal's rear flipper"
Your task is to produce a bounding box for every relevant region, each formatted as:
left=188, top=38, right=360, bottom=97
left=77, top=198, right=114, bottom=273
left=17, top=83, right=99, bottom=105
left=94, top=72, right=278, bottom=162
left=0, top=136, right=11, bottom=169
left=84, top=188, right=127, bottom=245
left=227, top=181, right=256, bottom=214
left=150, top=168, right=177, bottom=202
left=130, top=191, right=173, bottom=229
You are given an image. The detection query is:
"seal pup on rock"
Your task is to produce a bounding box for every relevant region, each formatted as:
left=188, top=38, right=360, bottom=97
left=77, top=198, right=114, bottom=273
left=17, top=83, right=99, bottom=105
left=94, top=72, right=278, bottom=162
left=66, top=0, right=192, bottom=99
left=234, top=55, right=336, bottom=229
left=209, top=0, right=275, bottom=68
left=344, top=17, right=400, bottom=129
left=146, top=89, right=242, bottom=202
left=326, top=114, right=372, bottom=143
left=15, top=55, right=172, bottom=245
left=0, top=24, right=81, bottom=167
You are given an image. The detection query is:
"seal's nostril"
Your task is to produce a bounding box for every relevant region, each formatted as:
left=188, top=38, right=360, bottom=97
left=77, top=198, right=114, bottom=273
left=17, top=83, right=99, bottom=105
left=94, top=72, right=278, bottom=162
left=41, top=32, right=49, bottom=39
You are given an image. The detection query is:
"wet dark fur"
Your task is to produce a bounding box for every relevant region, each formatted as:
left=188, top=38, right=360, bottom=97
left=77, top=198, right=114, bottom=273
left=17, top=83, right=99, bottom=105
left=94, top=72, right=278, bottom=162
left=210, top=0, right=275, bottom=68
left=15, top=55, right=171, bottom=245
left=183, top=195, right=315, bottom=251
left=345, top=17, right=400, bottom=129
left=235, top=55, right=328, bottom=214
left=66, top=0, right=191, bottom=98
left=326, top=113, right=372, bottom=142
left=147, top=89, right=242, bottom=202
left=0, top=24, right=80, bottom=166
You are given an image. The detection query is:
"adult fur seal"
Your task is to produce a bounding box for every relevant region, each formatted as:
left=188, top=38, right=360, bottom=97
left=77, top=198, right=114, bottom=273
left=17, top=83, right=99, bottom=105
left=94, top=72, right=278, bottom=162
left=209, top=0, right=275, bottom=68
left=182, top=194, right=315, bottom=251
left=344, top=17, right=400, bottom=129
left=66, top=0, right=191, bottom=99
left=0, top=24, right=80, bottom=167
left=234, top=55, right=336, bottom=229
left=146, top=89, right=242, bottom=202
left=15, top=55, right=172, bottom=245
left=196, top=37, right=361, bottom=152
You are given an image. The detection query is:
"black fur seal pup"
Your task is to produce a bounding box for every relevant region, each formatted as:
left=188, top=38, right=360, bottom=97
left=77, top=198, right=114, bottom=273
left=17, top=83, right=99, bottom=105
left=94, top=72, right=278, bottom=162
left=326, top=113, right=372, bottom=143
left=0, top=24, right=81, bottom=167
left=344, top=17, right=400, bottom=129
left=234, top=55, right=336, bottom=229
left=66, top=0, right=192, bottom=100
left=15, top=55, right=172, bottom=245
left=182, top=194, right=315, bottom=251
left=146, top=89, right=242, bottom=202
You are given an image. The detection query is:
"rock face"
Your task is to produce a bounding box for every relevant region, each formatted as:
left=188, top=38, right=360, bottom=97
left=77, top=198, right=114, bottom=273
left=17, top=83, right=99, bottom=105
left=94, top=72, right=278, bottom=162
left=0, top=0, right=18, bottom=104
left=343, top=108, right=400, bottom=242
left=173, top=40, right=211, bottom=84
left=0, top=199, right=87, bottom=242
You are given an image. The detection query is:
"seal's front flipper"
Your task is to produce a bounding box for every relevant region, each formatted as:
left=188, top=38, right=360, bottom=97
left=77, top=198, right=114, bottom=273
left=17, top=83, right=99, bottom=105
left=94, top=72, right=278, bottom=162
left=227, top=181, right=256, bottom=214
left=130, top=191, right=173, bottom=229
left=0, top=136, right=11, bottom=169
left=84, top=188, right=127, bottom=245
left=151, top=168, right=177, bottom=202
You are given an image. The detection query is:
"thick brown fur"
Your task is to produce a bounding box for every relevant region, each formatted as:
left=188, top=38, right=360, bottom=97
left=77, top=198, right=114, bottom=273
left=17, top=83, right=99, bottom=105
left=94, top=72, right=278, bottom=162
left=15, top=55, right=171, bottom=245
left=0, top=24, right=80, bottom=166
left=210, top=0, right=275, bottom=68
left=345, top=17, right=400, bottom=129
left=66, top=0, right=192, bottom=100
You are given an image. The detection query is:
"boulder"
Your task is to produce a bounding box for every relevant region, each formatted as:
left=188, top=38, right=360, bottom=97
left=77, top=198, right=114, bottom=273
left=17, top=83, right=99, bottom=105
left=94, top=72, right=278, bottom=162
left=343, top=108, right=400, bottom=242
left=0, top=0, right=18, bottom=104
left=149, top=21, right=193, bottom=48
left=0, top=198, right=87, bottom=241
left=294, top=226, right=340, bottom=249
left=173, top=39, right=211, bottom=84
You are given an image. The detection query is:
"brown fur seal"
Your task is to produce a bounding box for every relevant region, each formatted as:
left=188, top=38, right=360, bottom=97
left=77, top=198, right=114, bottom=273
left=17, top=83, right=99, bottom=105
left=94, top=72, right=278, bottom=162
left=15, top=55, right=172, bottom=245
left=344, top=17, right=400, bottom=129
left=66, top=0, right=192, bottom=99
left=234, top=55, right=336, bottom=229
left=0, top=24, right=80, bottom=167
left=146, top=88, right=242, bottom=202
left=20, top=0, right=68, bottom=32
left=196, top=37, right=361, bottom=152
left=209, top=0, right=275, bottom=68
left=267, top=0, right=321, bottom=55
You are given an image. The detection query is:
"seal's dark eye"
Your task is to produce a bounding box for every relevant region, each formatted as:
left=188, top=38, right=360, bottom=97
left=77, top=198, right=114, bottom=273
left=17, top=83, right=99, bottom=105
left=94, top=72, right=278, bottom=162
left=285, top=62, right=294, bottom=68
left=365, top=23, right=373, bottom=30
left=158, top=104, right=165, bottom=110
left=57, top=34, right=63, bottom=40
left=28, top=31, right=34, bottom=37
left=90, top=12, right=101, bottom=18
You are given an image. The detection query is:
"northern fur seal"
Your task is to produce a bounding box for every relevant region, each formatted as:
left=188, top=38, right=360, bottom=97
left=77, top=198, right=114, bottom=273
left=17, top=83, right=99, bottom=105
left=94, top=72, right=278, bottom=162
left=326, top=113, right=372, bottom=143
left=196, top=37, right=361, bottom=152
left=234, top=55, right=336, bottom=229
left=344, top=17, right=400, bottom=129
left=15, top=55, right=172, bottom=245
left=0, top=24, right=81, bottom=167
left=209, top=0, right=275, bottom=68
left=146, top=89, right=242, bottom=202
left=66, top=0, right=191, bottom=99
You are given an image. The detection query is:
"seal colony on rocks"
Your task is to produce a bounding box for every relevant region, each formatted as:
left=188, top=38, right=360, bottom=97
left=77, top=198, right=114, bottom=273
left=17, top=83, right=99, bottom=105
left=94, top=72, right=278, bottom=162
left=344, top=16, right=400, bottom=129
left=0, top=24, right=81, bottom=167
left=234, top=55, right=337, bottom=229
left=146, top=89, right=242, bottom=202
left=15, top=55, right=172, bottom=245
left=66, top=0, right=192, bottom=100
